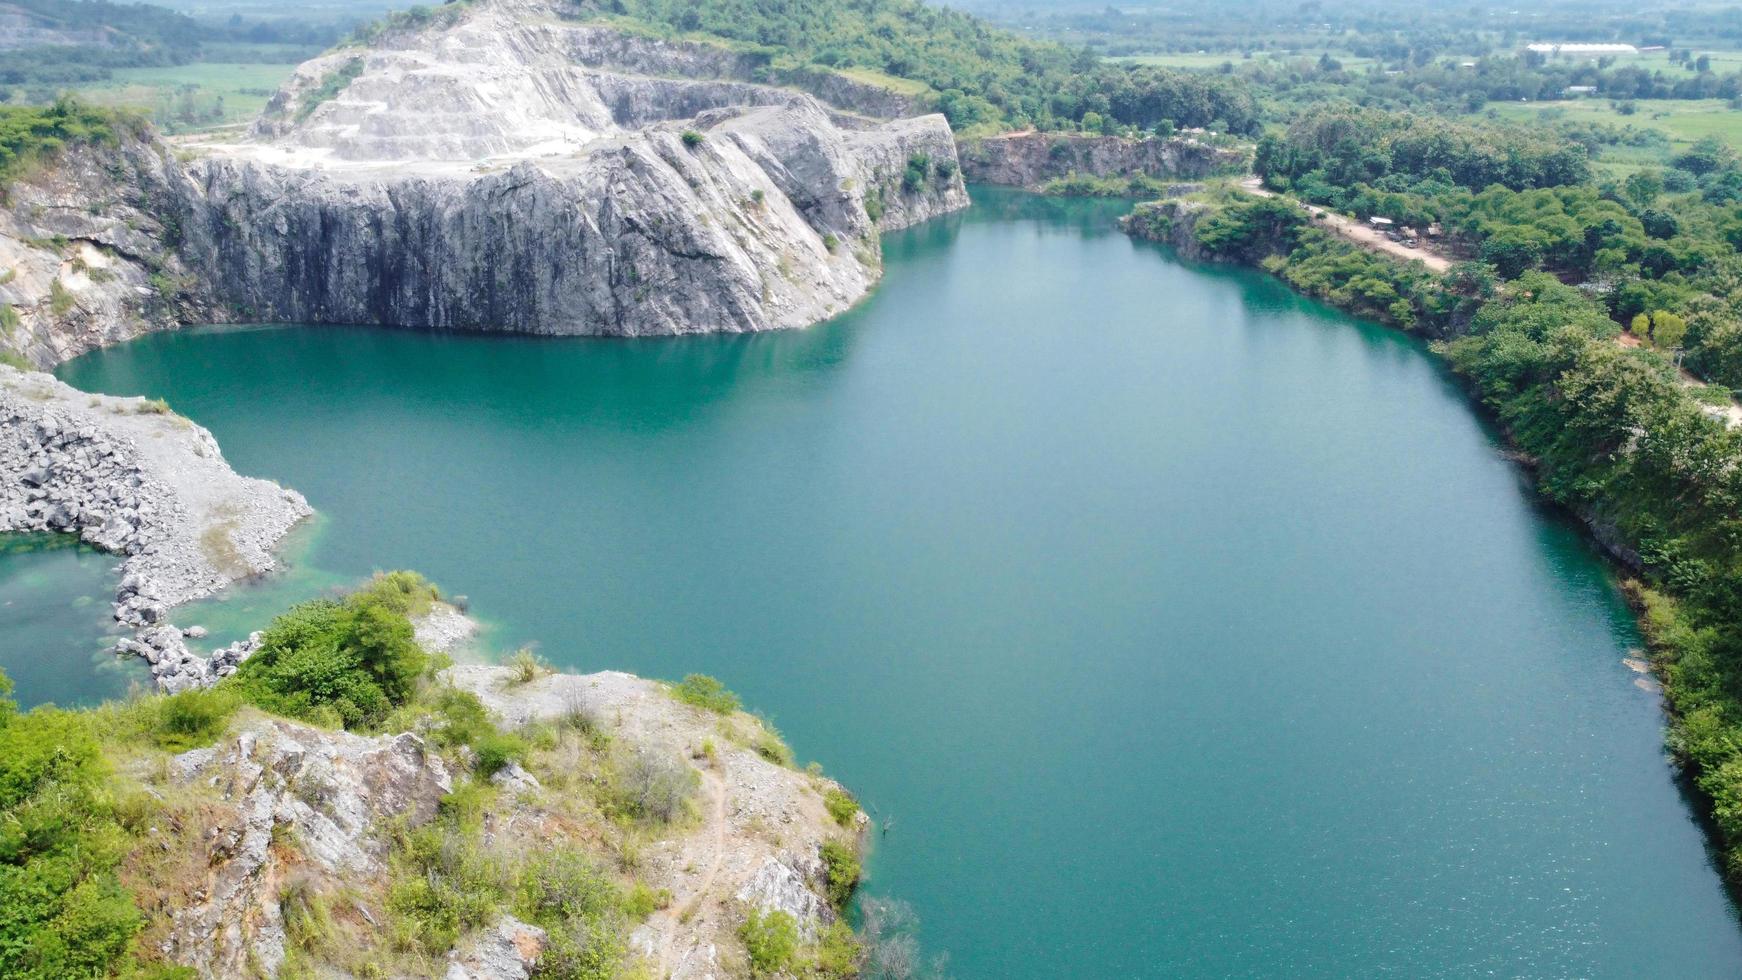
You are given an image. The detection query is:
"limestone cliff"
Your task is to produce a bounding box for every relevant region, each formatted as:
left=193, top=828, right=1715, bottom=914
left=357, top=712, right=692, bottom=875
left=0, top=0, right=968, bottom=366
left=177, top=0, right=967, bottom=338
left=0, top=136, right=211, bottom=368
left=958, top=131, right=1247, bottom=189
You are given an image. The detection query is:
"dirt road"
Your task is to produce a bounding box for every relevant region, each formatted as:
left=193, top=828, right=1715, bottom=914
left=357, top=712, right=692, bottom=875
left=1239, top=177, right=1454, bottom=272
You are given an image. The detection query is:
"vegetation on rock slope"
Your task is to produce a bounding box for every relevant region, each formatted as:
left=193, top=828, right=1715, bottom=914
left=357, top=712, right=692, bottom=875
left=0, top=571, right=880, bottom=977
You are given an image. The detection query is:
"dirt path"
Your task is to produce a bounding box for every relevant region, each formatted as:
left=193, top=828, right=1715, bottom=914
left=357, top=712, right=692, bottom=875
left=1239, top=177, right=1454, bottom=272
left=650, top=766, right=730, bottom=976
left=1617, top=332, right=1742, bottom=428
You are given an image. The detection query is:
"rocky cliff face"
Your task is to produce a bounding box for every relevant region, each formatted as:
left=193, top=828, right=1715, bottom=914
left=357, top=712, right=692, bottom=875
left=0, top=137, right=211, bottom=369
left=958, top=131, right=1247, bottom=188
left=170, top=0, right=966, bottom=338
left=158, top=721, right=455, bottom=978
left=179, top=102, right=960, bottom=336
left=1121, top=197, right=1217, bottom=260
left=131, top=661, right=864, bottom=979
left=0, top=0, right=966, bottom=365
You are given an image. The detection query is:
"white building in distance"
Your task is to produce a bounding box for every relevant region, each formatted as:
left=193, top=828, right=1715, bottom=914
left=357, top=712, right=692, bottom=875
left=1526, top=43, right=1640, bottom=56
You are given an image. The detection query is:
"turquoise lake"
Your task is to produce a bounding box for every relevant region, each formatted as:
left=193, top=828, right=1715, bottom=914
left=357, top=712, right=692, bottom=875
left=17, top=188, right=1742, bottom=974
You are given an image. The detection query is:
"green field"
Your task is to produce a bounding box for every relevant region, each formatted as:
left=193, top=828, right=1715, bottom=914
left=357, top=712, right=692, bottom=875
left=73, top=60, right=301, bottom=133
left=1480, top=98, right=1742, bottom=173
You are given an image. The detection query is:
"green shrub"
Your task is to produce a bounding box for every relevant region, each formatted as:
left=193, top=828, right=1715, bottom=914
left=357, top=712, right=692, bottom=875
left=515, top=853, right=628, bottom=980
left=231, top=580, right=434, bottom=730
left=0, top=669, right=150, bottom=979
left=808, top=919, right=861, bottom=977
left=901, top=152, right=931, bottom=192
left=294, top=58, right=364, bottom=122
left=750, top=719, right=793, bottom=768
left=473, top=731, right=528, bottom=777
left=0, top=99, right=127, bottom=186
left=739, top=908, right=798, bottom=976
left=0, top=302, right=18, bottom=336
left=681, top=129, right=705, bottom=147
left=611, top=747, right=696, bottom=823
left=818, top=840, right=860, bottom=910
left=672, top=674, right=740, bottom=714
left=863, top=187, right=885, bottom=223
left=505, top=647, right=547, bottom=685
left=386, top=816, right=503, bottom=952
left=47, top=279, right=75, bottom=315
left=621, top=882, right=669, bottom=920
left=822, top=787, right=859, bottom=827
left=153, top=686, right=239, bottom=750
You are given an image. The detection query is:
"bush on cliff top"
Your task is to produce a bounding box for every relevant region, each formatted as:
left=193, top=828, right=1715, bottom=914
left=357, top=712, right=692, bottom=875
left=0, top=99, right=135, bottom=186
left=230, top=572, right=439, bottom=730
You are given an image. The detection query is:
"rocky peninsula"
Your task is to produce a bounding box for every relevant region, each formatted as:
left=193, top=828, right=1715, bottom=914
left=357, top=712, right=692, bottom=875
left=0, top=365, right=309, bottom=681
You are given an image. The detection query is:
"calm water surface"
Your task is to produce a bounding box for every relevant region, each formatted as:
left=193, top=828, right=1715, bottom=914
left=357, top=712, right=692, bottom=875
left=31, top=189, right=1742, bottom=974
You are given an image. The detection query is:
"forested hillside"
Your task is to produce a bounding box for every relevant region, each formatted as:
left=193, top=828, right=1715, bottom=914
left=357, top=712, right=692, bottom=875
left=573, top=0, right=1259, bottom=133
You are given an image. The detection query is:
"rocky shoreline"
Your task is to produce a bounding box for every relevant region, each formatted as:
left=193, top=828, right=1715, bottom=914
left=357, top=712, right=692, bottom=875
left=1, top=365, right=309, bottom=687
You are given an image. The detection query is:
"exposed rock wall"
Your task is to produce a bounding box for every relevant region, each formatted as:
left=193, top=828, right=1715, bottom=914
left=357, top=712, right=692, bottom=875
left=1120, top=197, right=1215, bottom=259
left=179, top=101, right=964, bottom=336
left=1, top=0, right=968, bottom=360
left=163, top=721, right=455, bottom=978
left=958, top=131, right=1247, bottom=188
left=0, top=137, right=211, bottom=369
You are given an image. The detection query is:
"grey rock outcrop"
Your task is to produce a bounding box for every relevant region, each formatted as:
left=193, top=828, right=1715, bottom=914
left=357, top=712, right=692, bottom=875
left=0, top=366, right=310, bottom=630
left=445, top=916, right=547, bottom=980
left=0, top=136, right=211, bottom=369
left=119, top=628, right=264, bottom=693
left=172, top=0, right=966, bottom=339
left=165, top=721, right=453, bottom=978
left=958, top=131, right=1247, bottom=188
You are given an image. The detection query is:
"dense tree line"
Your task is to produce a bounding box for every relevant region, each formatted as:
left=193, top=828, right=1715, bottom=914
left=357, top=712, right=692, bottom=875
left=1256, top=109, right=1592, bottom=194
left=573, top=0, right=1259, bottom=132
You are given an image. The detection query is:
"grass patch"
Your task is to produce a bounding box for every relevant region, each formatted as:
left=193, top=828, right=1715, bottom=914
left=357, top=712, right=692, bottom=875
left=740, top=908, right=798, bottom=977
left=503, top=647, right=547, bottom=686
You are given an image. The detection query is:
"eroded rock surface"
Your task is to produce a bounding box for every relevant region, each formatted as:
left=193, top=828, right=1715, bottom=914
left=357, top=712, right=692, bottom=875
left=0, top=136, right=211, bottom=369
left=164, top=720, right=454, bottom=978
left=0, top=366, right=310, bottom=630
left=447, top=664, right=862, bottom=979
left=0, top=0, right=967, bottom=369
left=176, top=0, right=967, bottom=339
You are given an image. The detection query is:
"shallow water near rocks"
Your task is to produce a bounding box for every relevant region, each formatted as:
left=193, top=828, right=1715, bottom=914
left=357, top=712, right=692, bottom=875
left=31, top=188, right=1742, bottom=974
left=0, top=533, right=145, bottom=706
